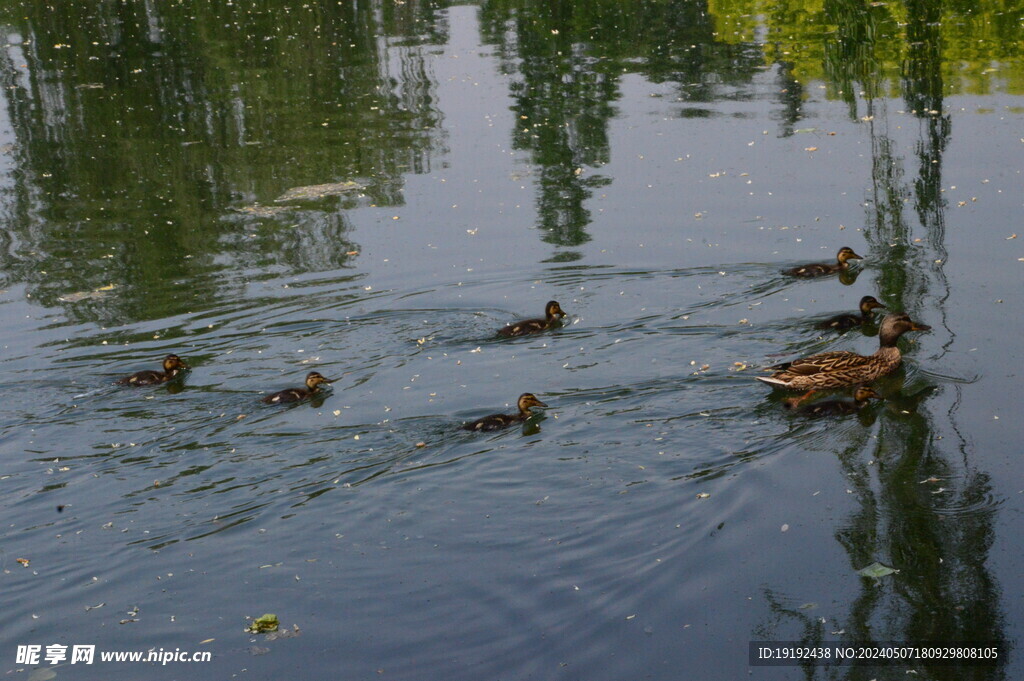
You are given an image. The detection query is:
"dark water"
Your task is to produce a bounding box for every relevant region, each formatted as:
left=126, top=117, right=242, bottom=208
left=1, top=1, right=1022, bottom=679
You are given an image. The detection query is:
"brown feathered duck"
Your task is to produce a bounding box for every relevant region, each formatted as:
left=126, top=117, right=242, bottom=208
left=497, top=301, right=567, bottom=337
left=262, top=371, right=332, bottom=404
left=816, top=296, right=886, bottom=331
left=116, top=354, right=190, bottom=386
left=757, top=313, right=930, bottom=401
left=785, top=385, right=882, bottom=416
left=784, top=247, right=863, bottom=277
left=462, top=393, right=548, bottom=431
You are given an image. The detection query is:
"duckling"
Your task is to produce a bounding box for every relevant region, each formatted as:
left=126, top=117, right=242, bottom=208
left=784, top=247, right=863, bottom=277
left=785, top=385, right=882, bottom=416
left=497, top=300, right=567, bottom=337
left=816, top=296, right=886, bottom=331
left=116, top=354, right=190, bottom=386
left=757, top=313, right=930, bottom=399
left=262, top=371, right=332, bottom=404
left=462, top=393, right=548, bottom=431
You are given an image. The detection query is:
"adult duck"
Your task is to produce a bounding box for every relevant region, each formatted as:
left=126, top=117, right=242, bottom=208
left=758, top=313, right=930, bottom=396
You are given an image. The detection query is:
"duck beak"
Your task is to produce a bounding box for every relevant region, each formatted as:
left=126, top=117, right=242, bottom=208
left=911, top=322, right=931, bottom=331
left=849, top=252, right=864, bottom=260
left=533, top=398, right=548, bottom=408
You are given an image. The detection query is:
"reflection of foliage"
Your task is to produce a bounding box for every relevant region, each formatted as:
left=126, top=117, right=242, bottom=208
left=709, top=0, right=1024, bottom=97
left=479, top=0, right=763, bottom=247
left=0, top=0, right=446, bottom=323
left=835, top=411, right=1007, bottom=681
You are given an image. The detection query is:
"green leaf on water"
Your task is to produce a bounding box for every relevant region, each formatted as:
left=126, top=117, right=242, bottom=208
left=857, top=562, right=898, bottom=578
left=246, top=613, right=280, bottom=634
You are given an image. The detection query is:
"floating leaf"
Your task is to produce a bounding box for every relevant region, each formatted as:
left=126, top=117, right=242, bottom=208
left=246, top=613, right=279, bottom=634
left=857, top=562, right=898, bottom=578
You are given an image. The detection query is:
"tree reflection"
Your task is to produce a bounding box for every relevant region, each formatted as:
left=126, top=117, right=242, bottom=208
left=479, top=0, right=761, bottom=254
left=744, top=0, right=1009, bottom=671
left=0, top=0, right=445, bottom=323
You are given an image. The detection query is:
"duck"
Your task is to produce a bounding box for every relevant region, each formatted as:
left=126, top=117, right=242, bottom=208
left=116, top=354, right=190, bottom=386
left=784, top=247, right=863, bottom=277
left=786, top=385, right=882, bottom=416
left=816, top=296, right=886, bottom=331
left=262, top=371, right=332, bottom=404
left=497, top=300, right=567, bottom=337
left=757, top=313, right=930, bottom=397
left=462, top=393, right=548, bottom=431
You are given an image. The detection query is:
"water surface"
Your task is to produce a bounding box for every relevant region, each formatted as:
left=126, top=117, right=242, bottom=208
left=1, top=1, right=1022, bottom=679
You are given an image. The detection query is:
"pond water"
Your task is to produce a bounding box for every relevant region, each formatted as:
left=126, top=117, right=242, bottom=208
left=1, top=1, right=1022, bottom=679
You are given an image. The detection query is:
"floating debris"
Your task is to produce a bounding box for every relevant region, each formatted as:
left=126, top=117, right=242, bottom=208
left=246, top=613, right=280, bottom=634
left=857, top=562, right=898, bottom=579
left=275, top=181, right=364, bottom=202
left=59, top=284, right=116, bottom=303
left=265, top=624, right=301, bottom=641
left=231, top=204, right=292, bottom=218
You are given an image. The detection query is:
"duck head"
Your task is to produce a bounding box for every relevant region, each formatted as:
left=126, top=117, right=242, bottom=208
left=545, top=300, right=566, bottom=321
left=518, top=392, right=548, bottom=413
left=836, top=247, right=863, bottom=264
left=878, top=313, right=931, bottom=346
left=853, top=385, right=882, bottom=402
left=163, top=354, right=190, bottom=373
left=305, top=371, right=332, bottom=391
left=859, top=296, right=886, bottom=314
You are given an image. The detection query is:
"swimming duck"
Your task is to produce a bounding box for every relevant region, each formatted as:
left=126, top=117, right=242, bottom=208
left=784, top=247, right=863, bottom=277
left=757, top=313, right=930, bottom=395
left=262, top=371, right=332, bottom=404
left=497, top=301, right=567, bottom=337
left=816, top=296, right=886, bottom=331
left=786, top=385, right=882, bottom=416
left=116, top=354, right=190, bottom=386
left=462, top=393, right=548, bottom=431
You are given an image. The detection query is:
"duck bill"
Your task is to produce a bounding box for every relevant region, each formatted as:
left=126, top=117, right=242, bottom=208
left=533, top=399, right=549, bottom=408
left=911, top=322, right=931, bottom=331
left=849, top=252, right=864, bottom=260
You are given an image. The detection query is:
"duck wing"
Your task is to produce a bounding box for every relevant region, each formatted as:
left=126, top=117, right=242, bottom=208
left=117, top=370, right=164, bottom=386
left=497, top=318, right=547, bottom=337
left=779, top=351, right=870, bottom=376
